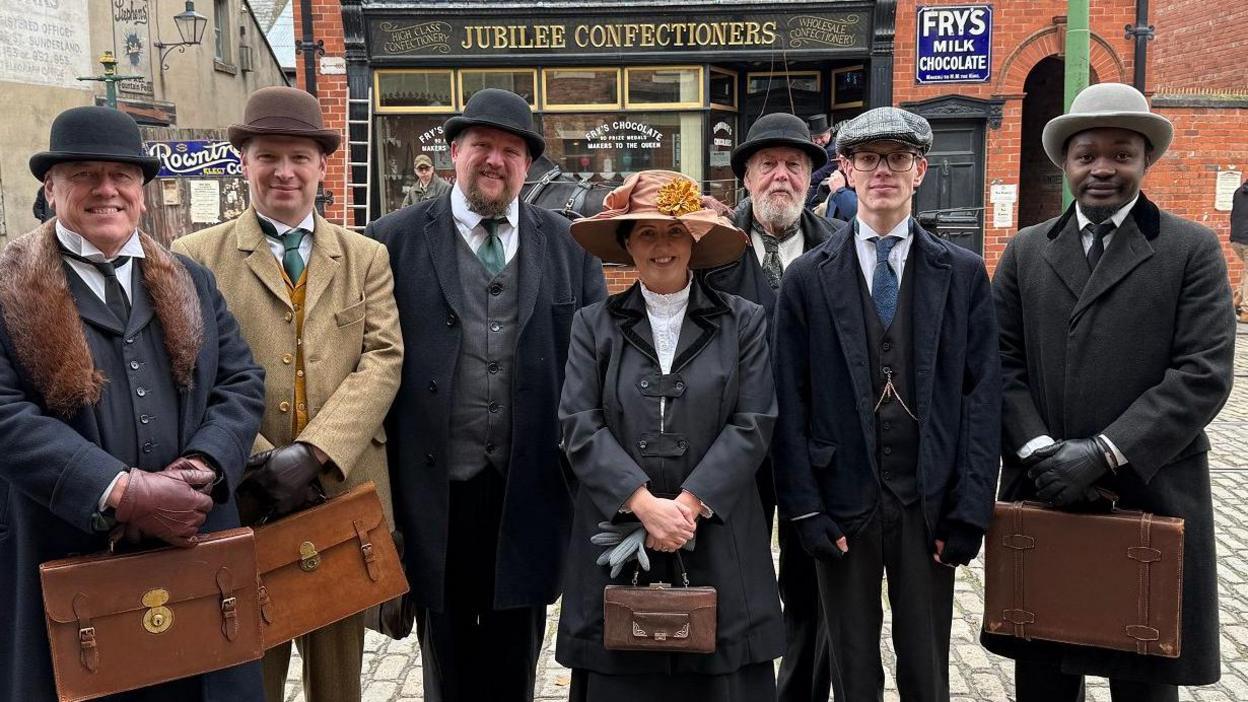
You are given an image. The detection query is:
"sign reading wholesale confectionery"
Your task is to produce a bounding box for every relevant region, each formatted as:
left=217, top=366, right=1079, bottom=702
left=146, top=140, right=242, bottom=178
left=368, top=10, right=871, bottom=58
left=915, top=5, right=992, bottom=84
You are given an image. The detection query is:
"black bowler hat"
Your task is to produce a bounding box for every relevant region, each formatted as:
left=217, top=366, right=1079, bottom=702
left=807, top=114, right=832, bottom=136
left=443, top=88, right=545, bottom=159
left=30, top=106, right=161, bottom=183
left=730, top=113, right=829, bottom=179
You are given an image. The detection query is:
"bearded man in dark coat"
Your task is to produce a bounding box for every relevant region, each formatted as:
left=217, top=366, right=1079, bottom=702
left=984, top=82, right=1235, bottom=702
left=0, top=107, right=266, bottom=701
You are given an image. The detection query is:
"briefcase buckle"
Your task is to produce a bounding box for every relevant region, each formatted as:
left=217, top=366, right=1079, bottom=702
left=299, top=541, right=321, bottom=572
left=141, top=588, right=174, bottom=634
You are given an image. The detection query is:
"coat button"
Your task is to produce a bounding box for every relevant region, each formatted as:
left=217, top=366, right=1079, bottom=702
left=285, top=311, right=293, bottom=322
left=489, top=321, right=502, bottom=332
left=446, top=314, right=457, bottom=327
left=125, top=337, right=135, bottom=344
left=882, top=421, right=892, bottom=431
left=129, top=360, right=140, bottom=370
left=675, top=381, right=685, bottom=391
left=882, top=342, right=892, bottom=351
left=639, top=380, right=650, bottom=388
left=428, top=381, right=438, bottom=393
left=638, top=440, right=647, bottom=449
left=883, top=446, right=893, bottom=456
left=297, top=402, right=306, bottom=412
left=488, top=402, right=501, bottom=413
left=425, top=453, right=435, bottom=466
left=677, top=439, right=688, bottom=449
left=279, top=401, right=290, bottom=413
left=140, top=414, right=151, bottom=424
left=296, top=369, right=304, bottom=377
left=142, top=441, right=153, bottom=453
left=486, top=442, right=496, bottom=453
left=135, top=387, right=146, bottom=397
left=489, top=283, right=503, bottom=296
left=282, top=353, right=294, bottom=364
left=883, top=471, right=893, bottom=480
left=487, top=362, right=500, bottom=374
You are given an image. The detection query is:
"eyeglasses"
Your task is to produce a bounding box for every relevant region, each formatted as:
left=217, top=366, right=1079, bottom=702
left=848, top=151, right=921, bottom=172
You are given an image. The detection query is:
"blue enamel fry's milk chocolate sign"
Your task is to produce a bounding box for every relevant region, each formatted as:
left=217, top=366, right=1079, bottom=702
left=916, top=5, right=992, bottom=84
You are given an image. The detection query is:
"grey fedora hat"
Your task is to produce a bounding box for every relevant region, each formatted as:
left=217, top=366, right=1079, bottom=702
left=1041, top=83, right=1173, bottom=167
left=444, top=88, right=545, bottom=158
left=731, top=113, right=828, bottom=179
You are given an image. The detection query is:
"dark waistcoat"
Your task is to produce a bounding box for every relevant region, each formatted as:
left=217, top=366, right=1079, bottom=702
left=446, top=235, right=520, bottom=481
left=858, top=256, right=919, bottom=505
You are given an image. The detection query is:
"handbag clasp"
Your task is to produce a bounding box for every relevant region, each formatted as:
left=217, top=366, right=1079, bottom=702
left=299, top=541, right=321, bottom=572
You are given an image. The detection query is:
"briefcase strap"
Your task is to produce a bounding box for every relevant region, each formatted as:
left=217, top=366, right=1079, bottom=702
left=1003, top=502, right=1037, bottom=638
left=1126, top=513, right=1162, bottom=655
left=353, top=519, right=380, bottom=583
left=217, top=567, right=239, bottom=642
left=72, top=593, right=99, bottom=673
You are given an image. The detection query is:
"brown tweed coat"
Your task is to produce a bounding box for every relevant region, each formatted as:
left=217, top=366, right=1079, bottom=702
left=173, top=207, right=403, bottom=526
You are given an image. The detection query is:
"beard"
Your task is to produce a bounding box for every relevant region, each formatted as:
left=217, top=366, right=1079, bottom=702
left=1080, top=203, right=1119, bottom=224
left=464, top=169, right=517, bottom=218
left=753, top=187, right=804, bottom=230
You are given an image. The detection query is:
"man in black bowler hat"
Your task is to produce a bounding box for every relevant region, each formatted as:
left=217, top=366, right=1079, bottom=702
left=805, top=113, right=839, bottom=207
left=0, top=107, right=265, bottom=701
left=367, top=88, right=607, bottom=702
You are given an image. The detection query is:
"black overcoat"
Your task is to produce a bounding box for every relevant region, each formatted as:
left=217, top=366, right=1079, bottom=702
left=983, top=194, right=1235, bottom=685
left=368, top=194, right=607, bottom=610
left=555, top=280, right=784, bottom=675
left=0, top=229, right=266, bottom=701
left=771, top=220, right=1001, bottom=539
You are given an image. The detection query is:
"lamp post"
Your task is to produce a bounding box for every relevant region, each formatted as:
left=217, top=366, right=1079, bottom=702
left=76, top=51, right=143, bottom=109
left=153, top=0, right=209, bottom=72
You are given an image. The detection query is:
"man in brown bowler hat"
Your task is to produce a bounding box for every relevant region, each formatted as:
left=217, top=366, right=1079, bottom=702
left=174, top=86, right=404, bottom=702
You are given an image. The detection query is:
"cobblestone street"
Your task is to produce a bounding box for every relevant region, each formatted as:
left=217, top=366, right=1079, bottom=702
left=286, top=329, right=1248, bottom=702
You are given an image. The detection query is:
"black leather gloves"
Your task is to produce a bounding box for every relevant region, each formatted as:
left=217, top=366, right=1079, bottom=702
left=793, top=514, right=847, bottom=561
left=245, top=443, right=325, bottom=517
left=1027, top=437, right=1111, bottom=507
left=935, top=520, right=983, bottom=567
left=114, top=468, right=215, bottom=547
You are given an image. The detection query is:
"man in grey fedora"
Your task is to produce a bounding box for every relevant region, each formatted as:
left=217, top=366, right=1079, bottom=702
left=984, top=82, right=1234, bottom=701
left=0, top=106, right=266, bottom=701
left=367, top=88, right=607, bottom=702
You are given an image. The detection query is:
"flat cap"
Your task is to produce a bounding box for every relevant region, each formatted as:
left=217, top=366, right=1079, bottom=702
left=835, top=107, right=933, bottom=155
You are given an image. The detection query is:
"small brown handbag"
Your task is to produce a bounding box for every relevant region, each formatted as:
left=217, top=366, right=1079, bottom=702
left=253, top=481, right=408, bottom=649
left=39, top=527, right=263, bottom=702
left=603, top=553, right=717, bottom=653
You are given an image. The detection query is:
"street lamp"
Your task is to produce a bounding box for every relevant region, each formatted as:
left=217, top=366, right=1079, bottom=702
left=153, top=0, right=209, bottom=71
left=77, top=51, right=143, bottom=109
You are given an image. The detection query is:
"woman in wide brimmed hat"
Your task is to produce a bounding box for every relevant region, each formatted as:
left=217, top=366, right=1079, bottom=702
left=556, top=170, right=784, bottom=701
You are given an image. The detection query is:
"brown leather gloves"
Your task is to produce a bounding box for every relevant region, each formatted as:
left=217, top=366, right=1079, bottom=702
left=114, top=467, right=215, bottom=547
left=245, top=443, right=325, bottom=517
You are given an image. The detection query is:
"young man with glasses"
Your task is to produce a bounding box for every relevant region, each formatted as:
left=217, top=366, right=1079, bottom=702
left=772, top=107, right=1001, bottom=701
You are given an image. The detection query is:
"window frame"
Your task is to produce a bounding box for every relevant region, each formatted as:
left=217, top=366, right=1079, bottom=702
left=744, top=70, right=822, bottom=97
left=831, top=64, right=866, bottom=109
left=374, top=69, right=458, bottom=114
left=541, top=67, right=623, bottom=112
left=708, top=66, right=739, bottom=112
left=623, top=65, right=705, bottom=111
left=457, top=68, right=539, bottom=109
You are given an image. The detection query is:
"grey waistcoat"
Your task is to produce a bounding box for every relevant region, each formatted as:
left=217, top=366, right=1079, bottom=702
left=446, top=234, right=520, bottom=481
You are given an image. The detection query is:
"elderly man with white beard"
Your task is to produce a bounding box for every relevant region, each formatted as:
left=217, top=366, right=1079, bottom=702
left=699, top=112, right=842, bottom=702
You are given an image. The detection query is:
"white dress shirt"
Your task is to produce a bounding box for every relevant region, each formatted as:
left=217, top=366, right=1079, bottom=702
left=451, top=184, right=520, bottom=265
left=257, top=210, right=315, bottom=266
left=1015, top=196, right=1138, bottom=466
left=853, top=217, right=913, bottom=292
left=750, top=228, right=805, bottom=271
left=56, top=221, right=145, bottom=306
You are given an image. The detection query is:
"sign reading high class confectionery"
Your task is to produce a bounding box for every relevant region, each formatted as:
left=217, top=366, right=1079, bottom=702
left=915, top=5, right=992, bottom=84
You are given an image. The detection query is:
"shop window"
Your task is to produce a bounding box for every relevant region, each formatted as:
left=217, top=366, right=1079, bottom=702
left=374, top=114, right=459, bottom=215
left=541, top=111, right=703, bottom=190
left=709, top=68, right=738, bottom=111
left=831, top=65, right=866, bottom=109
left=746, top=71, right=820, bottom=97
left=375, top=70, right=455, bottom=113
left=461, top=69, right=537, bottom=107
left=542, top=68, right=621, bottom=111
left=625, top=67, right=702, bottom=109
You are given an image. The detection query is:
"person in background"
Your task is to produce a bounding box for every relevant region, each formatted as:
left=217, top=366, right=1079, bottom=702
left=805, top=114, right=838, bottom=207
left=1228, top=175, right=1248, bottom=321
left=824, top=168, right=858, bottom=223
left=402, top=153, right=452, bottom=207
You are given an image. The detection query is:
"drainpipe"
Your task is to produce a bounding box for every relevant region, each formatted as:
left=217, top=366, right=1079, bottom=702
left=1062, top=0, right=1091, bottom=208
left=1125, top=0, right=1155, bottom=91
left=297, top=0, right=324, bottom=96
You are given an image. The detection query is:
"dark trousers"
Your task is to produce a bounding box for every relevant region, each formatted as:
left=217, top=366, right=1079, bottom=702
left=776, top=518, right=832, bottom=702
left=417, top=469, right=546, bottom=702
left=814, top=491, right=954, bottom=702
left=1015, top=659, right=1179, bottom=702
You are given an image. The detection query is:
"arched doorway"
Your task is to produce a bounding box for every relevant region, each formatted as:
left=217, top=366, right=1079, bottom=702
left=1017, top=57, right=1066, bottom=227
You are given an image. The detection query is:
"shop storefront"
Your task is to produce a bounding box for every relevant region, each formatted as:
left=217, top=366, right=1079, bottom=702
left=346, top=2, right=886, bottom=220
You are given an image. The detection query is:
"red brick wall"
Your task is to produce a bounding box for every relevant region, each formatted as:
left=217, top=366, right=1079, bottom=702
left=1152, top=2, right=1248, bottom=92
left=893, top=0, right=1138, bottom=273
left=604, top=265, right=639, bottom=294
left=296, top=0, right=350, bottom=225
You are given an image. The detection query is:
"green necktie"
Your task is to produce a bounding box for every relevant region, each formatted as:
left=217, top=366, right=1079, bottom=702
left=258, top=216, right=309, bottom=282
left=476, top=218, right=506, bottom=276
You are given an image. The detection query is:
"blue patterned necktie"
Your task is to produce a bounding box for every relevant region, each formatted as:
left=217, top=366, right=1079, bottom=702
left=871, top=236, right=901, bottom=327
left=476, top=218, right=507, bottom=276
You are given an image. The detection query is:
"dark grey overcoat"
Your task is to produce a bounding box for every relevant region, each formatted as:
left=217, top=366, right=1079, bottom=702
left=0, top=224, right=266, bottom=701
left=367, top=194, right=607, bottom=610
left=983, top=194, right=1235, bottom=685
left=555, top=280, right=784, bottom=675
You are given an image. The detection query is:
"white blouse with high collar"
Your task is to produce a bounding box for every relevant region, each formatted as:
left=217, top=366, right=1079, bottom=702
left=639, top=277, right=692, bottom=375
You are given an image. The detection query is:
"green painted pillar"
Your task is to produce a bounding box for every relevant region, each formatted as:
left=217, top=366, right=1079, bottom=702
left=1062, top=0, right=1091, bottom=207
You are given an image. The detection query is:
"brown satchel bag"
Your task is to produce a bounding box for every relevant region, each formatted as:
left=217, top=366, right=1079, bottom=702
left=39, top=527, right=262, bottom=702
left=983, top=500, right=1184, bottom=657
left=603, top=553, right=717, bottom=653
left=253, top=481, right=408, bottom=649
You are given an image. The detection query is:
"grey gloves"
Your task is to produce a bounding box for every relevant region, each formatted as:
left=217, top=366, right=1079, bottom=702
left=591, top=521, right=696, bottom=579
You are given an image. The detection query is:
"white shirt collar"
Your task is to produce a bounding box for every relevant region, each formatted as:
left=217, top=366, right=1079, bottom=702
left=854, top=216, right=911, bottom=243
left=256, top=209, right=315, bottom=235
left=1075, top=194, right=1139, bottom=231
left=450, top=183, right=519, bottom=232
left=55, top=220, right=145, bottom=261
left=639, top=275, right=693, bottom=316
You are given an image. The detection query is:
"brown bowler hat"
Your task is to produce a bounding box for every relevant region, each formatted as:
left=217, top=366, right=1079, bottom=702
left=570, top=171, right=747, bottom=269
left=228, top=86, right=341, bottom=153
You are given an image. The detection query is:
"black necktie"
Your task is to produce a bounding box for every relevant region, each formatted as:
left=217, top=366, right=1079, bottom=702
left=1086, top=221, right=1115, bottom=271
left=761, top=234, right=783, bottom=290
left=61, top=247, right=131, bottom=324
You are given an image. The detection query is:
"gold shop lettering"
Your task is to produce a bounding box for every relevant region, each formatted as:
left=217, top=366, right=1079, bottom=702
left=460, top=21, right=778, bottom=50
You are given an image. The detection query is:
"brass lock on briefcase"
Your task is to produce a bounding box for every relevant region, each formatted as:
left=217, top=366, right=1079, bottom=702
left=141, top=589, right=173, bottom=634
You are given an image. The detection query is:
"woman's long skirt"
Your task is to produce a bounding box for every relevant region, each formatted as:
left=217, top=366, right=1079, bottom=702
left=569, top=661, right=776, bottom=702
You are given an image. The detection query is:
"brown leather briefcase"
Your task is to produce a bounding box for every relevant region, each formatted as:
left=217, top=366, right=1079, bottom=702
left=40, top=528, right=262, bottom=702
left=253, top=482, right=408, bottom=649
left=603, top=555, right=717, bottom=654
left=983, top=500, right=1184, bottom=657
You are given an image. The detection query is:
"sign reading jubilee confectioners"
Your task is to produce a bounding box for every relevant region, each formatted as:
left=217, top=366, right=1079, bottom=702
left=915, top=5, right=992, bottom=84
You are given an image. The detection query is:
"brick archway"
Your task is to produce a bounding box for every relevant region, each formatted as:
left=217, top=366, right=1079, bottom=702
left=997, top=26, right=1126, bottom=95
